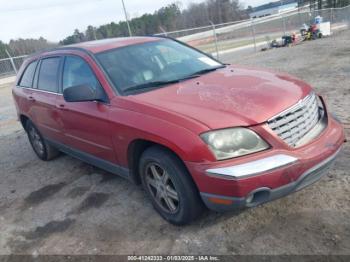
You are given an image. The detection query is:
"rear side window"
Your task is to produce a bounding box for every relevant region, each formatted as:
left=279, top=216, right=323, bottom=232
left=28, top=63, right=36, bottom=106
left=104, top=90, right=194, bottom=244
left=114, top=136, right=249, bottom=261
left=37, top=57, right=60, bottom=93
left=19, top=61, right=38, bottom=88
left=62, top=56, right=99, bottom=91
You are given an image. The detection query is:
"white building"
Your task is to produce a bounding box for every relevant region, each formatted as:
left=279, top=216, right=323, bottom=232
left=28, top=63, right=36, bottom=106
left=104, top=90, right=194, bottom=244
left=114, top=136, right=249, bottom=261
left=249, top=1, right=298, bottom=18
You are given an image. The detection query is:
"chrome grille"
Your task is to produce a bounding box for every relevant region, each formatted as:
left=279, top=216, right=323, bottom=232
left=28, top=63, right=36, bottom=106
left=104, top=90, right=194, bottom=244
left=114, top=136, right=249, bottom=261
left=268, top=92, right=320, bottom=147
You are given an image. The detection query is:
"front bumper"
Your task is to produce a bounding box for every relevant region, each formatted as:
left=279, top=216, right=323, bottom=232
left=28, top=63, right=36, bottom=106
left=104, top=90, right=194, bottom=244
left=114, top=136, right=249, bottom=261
left=185, top=115, right=345, bottom=212
left=201, top=146, right=342, bottom=211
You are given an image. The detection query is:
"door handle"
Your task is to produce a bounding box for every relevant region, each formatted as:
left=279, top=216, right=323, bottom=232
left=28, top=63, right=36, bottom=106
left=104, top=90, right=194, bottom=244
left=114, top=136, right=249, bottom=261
left=28, top=96, right=36, bottom=102
left=57, top=104, right=66, bottom=110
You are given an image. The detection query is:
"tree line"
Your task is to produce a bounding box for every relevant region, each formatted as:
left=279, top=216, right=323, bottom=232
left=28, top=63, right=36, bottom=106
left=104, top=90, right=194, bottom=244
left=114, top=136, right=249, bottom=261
left=60, top=0, right=248, bottom=45
left=1, top=0, right=349, bottom=57
left=300, top=0, right=350, bottom=10
left=60, top=0, right=350, bottom=45
left=1, top=0, right=247, bottom=57
left=0, top=38, right=57, bottom=58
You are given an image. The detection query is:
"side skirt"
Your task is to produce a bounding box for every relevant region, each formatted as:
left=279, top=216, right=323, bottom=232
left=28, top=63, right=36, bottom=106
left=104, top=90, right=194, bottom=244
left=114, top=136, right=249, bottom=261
left=46, top=138, right=130, bottom=180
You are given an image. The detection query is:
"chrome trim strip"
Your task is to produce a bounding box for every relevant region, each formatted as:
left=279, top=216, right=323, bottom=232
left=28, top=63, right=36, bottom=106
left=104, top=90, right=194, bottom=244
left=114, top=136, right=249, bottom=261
left=17, top=86, right=63, bottom=96
left=267, top=92, right=323, bottom=147
left=267, top=92, right=315, bottom=122
left=206, top=154, right=298, bottom=179
left=294, top=111, right=327, bottom=147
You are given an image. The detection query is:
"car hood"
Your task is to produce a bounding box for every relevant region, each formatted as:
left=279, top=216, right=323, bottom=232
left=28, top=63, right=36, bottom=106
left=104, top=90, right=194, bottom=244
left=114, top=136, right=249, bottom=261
left=129, top=65, right=312, bottom=130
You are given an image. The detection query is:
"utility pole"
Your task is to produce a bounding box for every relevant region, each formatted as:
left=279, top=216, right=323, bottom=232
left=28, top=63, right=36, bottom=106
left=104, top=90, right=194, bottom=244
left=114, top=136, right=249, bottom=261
left=93, top=27, right=97, bottom=40
left=280, top=0, right=287, bottom=36
left=250, top=19, right=257, bottom=53
left=121, top=0, right=132, bottom=37
left=209, top=21, right=219, bottom=59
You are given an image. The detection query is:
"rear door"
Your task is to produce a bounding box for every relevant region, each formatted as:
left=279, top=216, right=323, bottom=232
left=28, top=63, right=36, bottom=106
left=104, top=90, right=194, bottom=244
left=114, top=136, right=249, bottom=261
left=31, top=56, right=63, bottom=141
left=55, top=55, right=115, bottom=163
left=13, top=60, right=39, bottom=122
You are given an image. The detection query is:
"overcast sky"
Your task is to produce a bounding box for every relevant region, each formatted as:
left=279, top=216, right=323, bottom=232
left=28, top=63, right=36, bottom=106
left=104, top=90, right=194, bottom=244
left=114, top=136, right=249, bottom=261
left=0, top=0, right=269, bottom=43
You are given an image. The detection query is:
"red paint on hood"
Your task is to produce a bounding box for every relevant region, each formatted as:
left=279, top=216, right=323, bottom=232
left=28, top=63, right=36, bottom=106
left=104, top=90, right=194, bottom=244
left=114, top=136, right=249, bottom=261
left=129, top=65, right=312, bottom=130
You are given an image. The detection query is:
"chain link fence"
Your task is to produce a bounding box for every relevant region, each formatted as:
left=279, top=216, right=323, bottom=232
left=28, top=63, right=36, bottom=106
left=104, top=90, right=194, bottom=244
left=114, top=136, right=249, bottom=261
left=157, top=4, right=350, bottom=59
left=0, top=5, right=349, bottom=79
left=0, top=54, right=27, bottom=78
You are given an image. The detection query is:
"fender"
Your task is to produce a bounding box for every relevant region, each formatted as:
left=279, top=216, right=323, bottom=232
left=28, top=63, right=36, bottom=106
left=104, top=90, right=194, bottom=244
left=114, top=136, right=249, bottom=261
left=108, top=106, right=216, bottom=167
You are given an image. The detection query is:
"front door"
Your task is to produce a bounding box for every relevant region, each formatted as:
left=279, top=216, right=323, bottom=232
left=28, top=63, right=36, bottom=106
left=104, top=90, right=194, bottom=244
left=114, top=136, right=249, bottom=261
left=56, top=55, right=115, bottom=163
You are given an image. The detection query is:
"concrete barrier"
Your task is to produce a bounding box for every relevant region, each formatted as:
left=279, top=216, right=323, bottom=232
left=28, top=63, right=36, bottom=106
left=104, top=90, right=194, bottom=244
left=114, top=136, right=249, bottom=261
left=0, top=76, right=16, bottom=86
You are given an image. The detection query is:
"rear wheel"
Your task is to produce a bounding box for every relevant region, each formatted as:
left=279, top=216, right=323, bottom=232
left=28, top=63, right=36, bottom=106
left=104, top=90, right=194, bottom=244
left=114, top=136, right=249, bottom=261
left=26, top=120, right=60, bottom=161
left=139, top=146, right=204, bottom=225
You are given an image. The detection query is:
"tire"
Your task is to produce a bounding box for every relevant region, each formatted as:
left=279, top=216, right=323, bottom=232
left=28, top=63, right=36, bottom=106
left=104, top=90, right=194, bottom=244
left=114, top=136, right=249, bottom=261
left=139, top=146, right=204, bottom=225
left=25, top=120, right=60, bottom=161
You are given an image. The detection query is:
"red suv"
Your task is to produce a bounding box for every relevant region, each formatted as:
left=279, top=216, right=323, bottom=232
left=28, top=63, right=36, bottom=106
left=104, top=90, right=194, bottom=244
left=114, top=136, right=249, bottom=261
left=12, top=37, right=345, bottom=224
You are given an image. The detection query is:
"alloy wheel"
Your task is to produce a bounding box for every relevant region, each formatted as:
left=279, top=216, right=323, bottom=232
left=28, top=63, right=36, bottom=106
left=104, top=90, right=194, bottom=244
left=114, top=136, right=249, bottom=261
left=28, top=125, right=44, bottom=156
left=145, top=163, right=179, bottom=213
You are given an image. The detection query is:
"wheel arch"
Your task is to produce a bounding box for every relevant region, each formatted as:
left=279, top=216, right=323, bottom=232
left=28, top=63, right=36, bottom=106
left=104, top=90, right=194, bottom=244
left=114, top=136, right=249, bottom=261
left=19, top=114, right=30, bottom=130
left=127, top=139, right=198, bottom=190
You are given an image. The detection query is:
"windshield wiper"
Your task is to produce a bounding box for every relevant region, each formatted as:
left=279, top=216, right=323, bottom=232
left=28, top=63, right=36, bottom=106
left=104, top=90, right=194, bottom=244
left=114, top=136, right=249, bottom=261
left=122, top=65, right=225, bottom=94
left=123, top=74, right=200, bottom=94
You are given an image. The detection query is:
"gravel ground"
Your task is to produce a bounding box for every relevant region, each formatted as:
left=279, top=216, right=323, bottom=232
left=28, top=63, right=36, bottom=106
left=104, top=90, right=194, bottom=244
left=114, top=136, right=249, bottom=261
left=0, top=31, right=349, bottom=255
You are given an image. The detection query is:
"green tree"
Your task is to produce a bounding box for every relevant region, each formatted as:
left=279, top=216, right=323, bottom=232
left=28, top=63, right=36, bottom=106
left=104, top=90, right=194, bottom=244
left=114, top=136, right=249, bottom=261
left=60, top=29, right=85, bottom=45
left=0, top=41, right=9, bottom=58
left=86, top=25, right=97, bottom=40
left=59, top=1, right=248, bottom=45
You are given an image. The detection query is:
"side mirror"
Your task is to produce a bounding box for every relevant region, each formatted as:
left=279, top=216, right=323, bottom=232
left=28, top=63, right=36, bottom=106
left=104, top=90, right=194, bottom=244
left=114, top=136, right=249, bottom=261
left=63, top=84, right=107, bottom=103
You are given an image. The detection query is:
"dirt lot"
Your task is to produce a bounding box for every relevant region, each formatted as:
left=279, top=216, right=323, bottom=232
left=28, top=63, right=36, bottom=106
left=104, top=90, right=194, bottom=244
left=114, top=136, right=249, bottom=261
left=0, top=31, right=349, bottom=255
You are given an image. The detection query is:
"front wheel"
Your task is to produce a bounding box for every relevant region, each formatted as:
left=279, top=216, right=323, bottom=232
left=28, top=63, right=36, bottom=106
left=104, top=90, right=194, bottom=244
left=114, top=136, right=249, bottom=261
left=139, top=146, right=204, bottom=225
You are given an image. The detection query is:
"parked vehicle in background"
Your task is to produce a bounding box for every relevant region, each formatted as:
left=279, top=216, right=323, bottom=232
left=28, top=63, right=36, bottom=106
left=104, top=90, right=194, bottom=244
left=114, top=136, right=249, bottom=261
left=12, top=37, right=345, bottom=225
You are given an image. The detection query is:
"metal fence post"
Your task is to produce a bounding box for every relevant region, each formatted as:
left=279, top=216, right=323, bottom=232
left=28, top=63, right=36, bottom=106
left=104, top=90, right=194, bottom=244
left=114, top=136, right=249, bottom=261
left=330, top=7, right=333, bottom=24
left=5, top=49, right=17, bottom=74
left=250, top=19, right=257, bottom=53
left=209, top=21, right=219, bottom=59
left=281, top=13, right=287, bottom=36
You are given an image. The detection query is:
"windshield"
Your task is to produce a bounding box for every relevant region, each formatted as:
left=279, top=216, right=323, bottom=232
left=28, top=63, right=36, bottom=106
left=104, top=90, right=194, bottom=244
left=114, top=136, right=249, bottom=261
left=96, top=39, right=224, bottom=94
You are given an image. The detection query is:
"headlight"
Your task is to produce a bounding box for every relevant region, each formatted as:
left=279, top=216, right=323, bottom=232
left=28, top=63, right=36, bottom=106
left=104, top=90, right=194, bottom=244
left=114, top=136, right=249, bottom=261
left=201, top=128, right=269, bottom=160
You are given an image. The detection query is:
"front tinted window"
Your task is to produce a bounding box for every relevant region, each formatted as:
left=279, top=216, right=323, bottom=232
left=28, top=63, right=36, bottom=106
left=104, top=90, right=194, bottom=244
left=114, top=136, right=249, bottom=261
left=96, top=39, right=222, bottom=94
left=37, top=57, right=60, bottom=92
left=19, top=61, right=37, bottom=88
left=62, top=56, right=99, bottom=91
